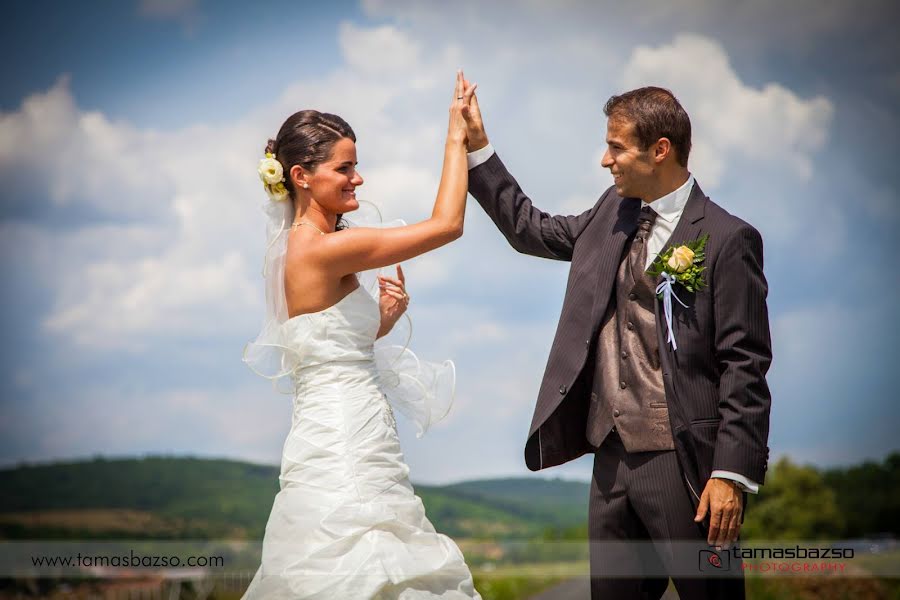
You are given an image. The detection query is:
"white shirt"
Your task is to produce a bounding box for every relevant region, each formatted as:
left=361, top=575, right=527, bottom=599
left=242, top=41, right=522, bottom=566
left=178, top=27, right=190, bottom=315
left=468, top=143, right=760, bottom=494
left=641, top=173, right=693, bottom=271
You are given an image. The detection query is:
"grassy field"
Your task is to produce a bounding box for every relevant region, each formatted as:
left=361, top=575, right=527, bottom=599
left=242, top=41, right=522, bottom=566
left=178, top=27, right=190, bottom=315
left=471, top=560, right=588, bottom=600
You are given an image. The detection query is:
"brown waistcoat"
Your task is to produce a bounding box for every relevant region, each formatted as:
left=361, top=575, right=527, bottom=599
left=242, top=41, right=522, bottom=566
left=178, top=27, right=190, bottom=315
left=586, top=237, right=675, bottom=452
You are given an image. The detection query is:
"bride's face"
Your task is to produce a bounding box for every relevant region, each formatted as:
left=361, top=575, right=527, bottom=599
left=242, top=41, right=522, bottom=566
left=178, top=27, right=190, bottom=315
left=306, top=137, right=363, bottom=214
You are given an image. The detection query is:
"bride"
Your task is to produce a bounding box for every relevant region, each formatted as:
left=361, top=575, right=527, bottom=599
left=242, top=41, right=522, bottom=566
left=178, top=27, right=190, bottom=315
left=241, top=72, right=482, bottom=599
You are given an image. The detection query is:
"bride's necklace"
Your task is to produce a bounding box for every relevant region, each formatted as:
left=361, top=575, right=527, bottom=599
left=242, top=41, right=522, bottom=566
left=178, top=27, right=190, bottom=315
left=291, top=221, right=327, bottom=235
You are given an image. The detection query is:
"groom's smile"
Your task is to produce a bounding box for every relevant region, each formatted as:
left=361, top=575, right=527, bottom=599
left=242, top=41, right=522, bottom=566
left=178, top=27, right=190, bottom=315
left=601, top=118, right=657, bottom=200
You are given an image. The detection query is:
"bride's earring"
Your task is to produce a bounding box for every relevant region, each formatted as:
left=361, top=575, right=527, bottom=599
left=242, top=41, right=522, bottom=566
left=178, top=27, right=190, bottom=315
left=302, top=183, right=309, bottom=189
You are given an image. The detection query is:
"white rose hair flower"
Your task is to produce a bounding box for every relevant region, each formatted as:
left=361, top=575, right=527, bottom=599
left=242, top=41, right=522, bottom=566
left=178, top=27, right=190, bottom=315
left=268, top=181, right=289, bottom=203
left=258, top=152, right=288, bottom=202
left=258, top=154, right=284, bottom=185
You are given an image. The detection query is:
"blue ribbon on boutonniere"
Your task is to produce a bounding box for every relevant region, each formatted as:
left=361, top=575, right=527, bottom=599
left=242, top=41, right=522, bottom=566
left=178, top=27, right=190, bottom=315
left=655, top=273, right=689, bottom=351
left=647, top=234, right=709, bottom=352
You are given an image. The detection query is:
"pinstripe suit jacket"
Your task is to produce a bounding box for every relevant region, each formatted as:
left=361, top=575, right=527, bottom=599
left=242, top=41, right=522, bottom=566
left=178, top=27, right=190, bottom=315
left=469, top=153, right=772, bottom=505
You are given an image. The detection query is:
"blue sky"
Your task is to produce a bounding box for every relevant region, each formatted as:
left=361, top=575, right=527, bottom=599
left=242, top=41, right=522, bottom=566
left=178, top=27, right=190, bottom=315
left=1, top=0, right=898, bottom=484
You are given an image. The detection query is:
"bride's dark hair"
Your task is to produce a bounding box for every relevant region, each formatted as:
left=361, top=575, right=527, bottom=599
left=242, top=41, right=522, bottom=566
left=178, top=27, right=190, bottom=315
left=266, top=110, right=356, bottom=231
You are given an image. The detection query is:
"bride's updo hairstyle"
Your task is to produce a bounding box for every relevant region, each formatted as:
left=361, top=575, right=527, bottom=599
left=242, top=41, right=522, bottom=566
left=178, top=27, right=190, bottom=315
left=266, top=110, right=357, bottom=229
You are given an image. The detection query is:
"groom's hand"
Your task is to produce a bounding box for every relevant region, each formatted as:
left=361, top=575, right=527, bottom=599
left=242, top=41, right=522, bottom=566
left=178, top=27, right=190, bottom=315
left=694, top=478, right=743, bottom=549
left=460, top=72, right=489, bottom=152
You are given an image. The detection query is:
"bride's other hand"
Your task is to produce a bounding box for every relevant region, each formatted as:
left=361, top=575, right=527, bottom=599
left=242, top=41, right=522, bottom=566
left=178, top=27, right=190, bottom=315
left=376, top=265, right=409, bottom=338
left=447, top=70, right=477, bottom=146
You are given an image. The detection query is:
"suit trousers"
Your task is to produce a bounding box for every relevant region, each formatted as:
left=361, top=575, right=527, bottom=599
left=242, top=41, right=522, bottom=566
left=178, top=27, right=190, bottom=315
left=589, top=430, right=746, bottom=600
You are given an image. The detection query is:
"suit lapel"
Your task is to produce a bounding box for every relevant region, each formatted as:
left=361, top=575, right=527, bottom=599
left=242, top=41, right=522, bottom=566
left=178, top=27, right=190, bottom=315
left=589, top=197, right=641, bottom=326
left=653, top=182, right=708, bottom=371
left=652, top=181, right=708, bottom=287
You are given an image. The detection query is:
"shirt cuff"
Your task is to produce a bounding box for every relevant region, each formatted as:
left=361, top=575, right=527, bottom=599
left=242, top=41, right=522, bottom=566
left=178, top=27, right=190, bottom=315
left=467, top=143, right=495, bottom=170
left=711, top=470, right=760, bottom=494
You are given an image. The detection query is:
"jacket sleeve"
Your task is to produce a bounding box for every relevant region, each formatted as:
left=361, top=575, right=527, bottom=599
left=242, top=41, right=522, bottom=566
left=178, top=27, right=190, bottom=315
left=710, top=224, right=772, bottom=484
left=468, top=152, right=605, bottom=261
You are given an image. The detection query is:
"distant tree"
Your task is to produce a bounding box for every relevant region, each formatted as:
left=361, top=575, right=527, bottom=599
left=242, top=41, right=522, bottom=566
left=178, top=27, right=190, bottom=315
left=742, top=457, right=845, bottom=540
left=823, top=451, right=899, bottom=537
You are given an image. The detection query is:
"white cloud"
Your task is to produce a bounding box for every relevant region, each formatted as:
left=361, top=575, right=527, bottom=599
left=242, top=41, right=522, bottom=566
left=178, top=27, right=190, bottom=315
left=339, top=22, right=422, bottom=76
left=357, top=163, right=440, bottom=218
left=0, top=33, right=463, bottom=351
left=42, top=250, right=257, bottom=350
left=0, top=77, right=170, bottom=220
left=622, top=34, right=834, bottom=187
left=0, top=79, right=273, bottom=349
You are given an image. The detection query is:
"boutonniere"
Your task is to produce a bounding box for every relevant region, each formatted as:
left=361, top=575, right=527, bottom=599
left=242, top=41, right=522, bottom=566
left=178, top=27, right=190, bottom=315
left=646, top=234, right=709, bottom=350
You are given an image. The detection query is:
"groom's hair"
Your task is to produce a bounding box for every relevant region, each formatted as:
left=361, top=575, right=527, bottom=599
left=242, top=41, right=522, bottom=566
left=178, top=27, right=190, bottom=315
left=603, top=87, right=691, bottom=167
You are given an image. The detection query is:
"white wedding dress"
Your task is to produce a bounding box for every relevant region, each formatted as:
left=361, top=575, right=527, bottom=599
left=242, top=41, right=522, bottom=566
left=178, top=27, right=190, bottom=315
left=242, top=283, right=481, bottom=599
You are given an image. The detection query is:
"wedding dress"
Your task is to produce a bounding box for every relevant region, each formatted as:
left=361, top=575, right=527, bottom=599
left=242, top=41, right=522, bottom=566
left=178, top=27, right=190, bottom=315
left=242, top=282, right=482, bottom=599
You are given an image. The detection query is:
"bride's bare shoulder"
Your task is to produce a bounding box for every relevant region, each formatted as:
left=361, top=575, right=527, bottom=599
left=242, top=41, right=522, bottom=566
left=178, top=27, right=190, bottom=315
left=284, top=232, right=357, bottom=316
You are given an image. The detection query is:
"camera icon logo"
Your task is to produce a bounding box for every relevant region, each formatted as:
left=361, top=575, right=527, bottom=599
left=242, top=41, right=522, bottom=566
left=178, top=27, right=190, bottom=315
left=699, top=549, right=730, bottom=571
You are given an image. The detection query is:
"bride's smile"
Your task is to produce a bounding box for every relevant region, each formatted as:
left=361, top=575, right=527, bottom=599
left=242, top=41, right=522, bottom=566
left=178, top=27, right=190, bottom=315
left=293, top=136, right=363, bottom=215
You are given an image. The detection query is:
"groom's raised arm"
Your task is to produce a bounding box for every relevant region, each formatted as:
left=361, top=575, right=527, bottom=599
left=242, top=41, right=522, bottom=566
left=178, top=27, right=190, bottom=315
left=467, top=144, right=601, bottom=261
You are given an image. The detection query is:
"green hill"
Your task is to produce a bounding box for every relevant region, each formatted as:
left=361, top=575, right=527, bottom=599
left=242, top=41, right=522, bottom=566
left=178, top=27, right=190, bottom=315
left=446, top=477, right=589, bottom=526
left=0, top=456, right=587, bottom=541
left=3, top=452, right=896, bottom=543
left=0, top=456, right=280, bottom=539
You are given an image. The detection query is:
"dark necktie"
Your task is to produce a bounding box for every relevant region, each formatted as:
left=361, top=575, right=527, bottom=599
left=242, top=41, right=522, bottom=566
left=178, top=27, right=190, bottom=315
left=630, top=205, right=658, bottom=275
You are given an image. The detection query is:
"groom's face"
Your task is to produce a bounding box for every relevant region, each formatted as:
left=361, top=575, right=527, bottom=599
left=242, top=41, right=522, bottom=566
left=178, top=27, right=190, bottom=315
left=601, top=118, right=656, bottom=200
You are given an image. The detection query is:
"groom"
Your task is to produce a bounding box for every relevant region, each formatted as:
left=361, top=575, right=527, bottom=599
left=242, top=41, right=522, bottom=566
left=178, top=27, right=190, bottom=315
left=463, top=85, right=771, bottom=599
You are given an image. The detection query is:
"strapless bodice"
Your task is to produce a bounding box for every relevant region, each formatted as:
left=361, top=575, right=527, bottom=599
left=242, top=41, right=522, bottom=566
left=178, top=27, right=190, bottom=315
left=281, top=285, right=379, bottom=367
left=273, top=284, right=454, bottom=439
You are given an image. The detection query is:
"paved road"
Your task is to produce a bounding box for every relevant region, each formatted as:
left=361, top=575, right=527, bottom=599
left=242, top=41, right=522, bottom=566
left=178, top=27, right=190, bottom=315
left=527, top=577, right=589, bottom=599
left=528, top=577, right=680, bottom=599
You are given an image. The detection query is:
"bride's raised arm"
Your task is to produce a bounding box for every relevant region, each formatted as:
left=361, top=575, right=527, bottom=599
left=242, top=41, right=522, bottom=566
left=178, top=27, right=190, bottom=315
left=310, top=71, right=476, bottom=276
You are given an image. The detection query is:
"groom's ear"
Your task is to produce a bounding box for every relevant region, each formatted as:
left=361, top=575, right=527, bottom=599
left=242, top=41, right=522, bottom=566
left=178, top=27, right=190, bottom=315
left=653, top=137, right=673, bottom=164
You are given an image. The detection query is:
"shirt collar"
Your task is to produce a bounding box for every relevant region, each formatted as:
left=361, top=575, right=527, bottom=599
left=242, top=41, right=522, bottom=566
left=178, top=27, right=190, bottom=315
left=641, top=174, right=694, bottom=223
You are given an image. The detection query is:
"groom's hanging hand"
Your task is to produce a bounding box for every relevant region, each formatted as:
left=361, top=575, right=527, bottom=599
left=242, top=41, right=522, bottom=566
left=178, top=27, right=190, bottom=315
left=694, top=478, right=743, bottom=550
left=460, top=72, right=489, bottom=153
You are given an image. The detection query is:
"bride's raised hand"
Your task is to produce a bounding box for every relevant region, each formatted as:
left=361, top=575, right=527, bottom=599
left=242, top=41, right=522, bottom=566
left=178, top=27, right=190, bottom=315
left=447, top=70, right=477, bottom=146
left=314, top=71, right=472, bottom=278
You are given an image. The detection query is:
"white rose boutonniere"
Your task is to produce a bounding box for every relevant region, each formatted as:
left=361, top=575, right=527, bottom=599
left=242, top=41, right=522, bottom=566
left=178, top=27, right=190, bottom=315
left=646, top=234, right=709, bottom=350
left=647, top=234, right=708, bottom=293
left=667, top=245, right=695, bottom=273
